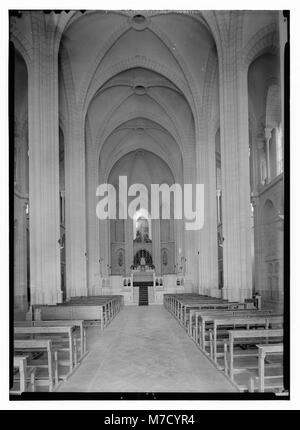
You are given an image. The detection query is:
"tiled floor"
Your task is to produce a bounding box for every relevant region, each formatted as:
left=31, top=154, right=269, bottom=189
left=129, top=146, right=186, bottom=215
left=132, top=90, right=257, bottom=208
left=58, top=305, right=237, bottom=392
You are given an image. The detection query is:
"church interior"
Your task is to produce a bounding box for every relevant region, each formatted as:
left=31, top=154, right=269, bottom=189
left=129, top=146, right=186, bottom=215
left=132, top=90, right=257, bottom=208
left=11, top=10, right=287, bottom=395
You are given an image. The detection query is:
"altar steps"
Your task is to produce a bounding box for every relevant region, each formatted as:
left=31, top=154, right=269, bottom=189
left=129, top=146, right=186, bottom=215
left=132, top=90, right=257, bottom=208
left=139, top=286, right=149, bottom=306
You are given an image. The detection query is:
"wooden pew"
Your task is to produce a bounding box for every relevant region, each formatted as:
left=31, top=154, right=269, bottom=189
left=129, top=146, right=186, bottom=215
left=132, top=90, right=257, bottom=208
left=193, top=309, right=274, bottom=348
left=181, top=301, right=242, bottom=328
left=163, top=294, right=211, bottom=317
left=223, top=329, right=283, bottom=391
left=178, top=298, right=226, bottom=324
left=212, top=315, right=283, bottom=363
left=166, top=296, right=228, bottom=324
left=15, top=320, right=87, bottom=362
left=194, top=312, right=278, bottom=357
left=14, top=326, right=77, bottom=379
left=250, top=344, right=284, bottom=392
left=68, top=296, right=122, bottom=324
left=10, top=355, right=36, bottom=394
left=186, top=303, right=253, bottom=335
left=14, top=339, right=58, bottom=392
left=37, top=305, right=105, bottom=330
left=35, top=295, right=123, bottom=331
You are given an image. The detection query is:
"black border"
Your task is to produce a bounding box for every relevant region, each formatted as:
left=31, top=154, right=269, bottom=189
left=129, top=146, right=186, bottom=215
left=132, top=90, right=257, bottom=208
left=282, top=9, right=290, bottom=395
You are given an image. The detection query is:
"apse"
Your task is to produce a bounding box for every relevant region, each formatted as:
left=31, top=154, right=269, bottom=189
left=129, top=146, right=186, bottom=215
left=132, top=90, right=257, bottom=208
left=107, top=150, right=176, bottom=276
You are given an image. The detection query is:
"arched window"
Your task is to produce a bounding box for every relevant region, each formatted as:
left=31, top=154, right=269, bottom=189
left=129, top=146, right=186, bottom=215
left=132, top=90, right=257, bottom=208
left=135, top=217, right=151, bottom=242
left=269, top=128, right=277, bottom=180
left=265, top=84, right=283, bottom=181
left=133, top=209, right=152, bottom=242
left=276, top=124, right=283, bottom=175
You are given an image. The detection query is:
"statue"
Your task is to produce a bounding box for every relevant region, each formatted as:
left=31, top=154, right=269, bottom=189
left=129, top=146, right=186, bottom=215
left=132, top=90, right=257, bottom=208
left=140, top=256, right=146, bottom=266
left=140, top=251, right=146, bottom=271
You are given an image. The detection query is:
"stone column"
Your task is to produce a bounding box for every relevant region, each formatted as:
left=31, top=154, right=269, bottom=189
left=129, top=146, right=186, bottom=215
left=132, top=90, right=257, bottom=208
left=215, top=12, right=252, bottom=301
left=183, top=152, right=198, bottom=292
left=174, top=219, right=184, bottom=273
left=194, top=46, right=219, bottom=297
left=27, top=12, right=62, bottom=305
left=64, top=119, right=88, bottom=298
left=197, top=132, right=219, bottom=297
left=153, top=219, right=161, bottom=275
left=125, top=218, right=133, bottom=275
left=14, top=121, right=28, bottom=311
left=14, top=198, right=28, bottom=311
left=86, top=127, right=99, bottom=295
left=265, top=128, right=272, bottom=182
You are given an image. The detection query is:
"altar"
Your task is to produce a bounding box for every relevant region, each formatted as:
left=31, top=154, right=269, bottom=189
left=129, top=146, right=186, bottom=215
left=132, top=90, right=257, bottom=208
left=132, top=269, right=154, bottom=286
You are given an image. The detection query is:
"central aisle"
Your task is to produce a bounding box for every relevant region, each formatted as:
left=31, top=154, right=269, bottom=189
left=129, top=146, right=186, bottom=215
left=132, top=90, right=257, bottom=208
left=58, top=305, right=237, bottom=392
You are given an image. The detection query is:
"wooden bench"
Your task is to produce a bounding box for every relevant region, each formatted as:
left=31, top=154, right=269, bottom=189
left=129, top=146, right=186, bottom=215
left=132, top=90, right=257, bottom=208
left=187, top=303, right=258, bottom=336
left=212, top=315, right=283, bottom=364
left=35, top=295, right=123, bottom=331
left=195, top=309, right=270, bottom=353
left=250, top=343, right=284, bottom=392
left=15, top=320, right=87, bottom=362
left=191, top=309, right=272, bottom=349
left=36, top=305, right=105, bottom=329
left=163, top=294, right=211, bottom=318
left=167, top=296, right=228, bottom=324
left=223, top=329, right=283, bottom=391
left=177, top=299, right=226, bottom=323
left=14, top=326, right=77, bottom=380
left=68, top=296, right=123, bottom=325
left=183, top=301, right=243, bottom=328
left=10, top=355, right=36, bottom=394
left=14, top=339, right=58, bottom=392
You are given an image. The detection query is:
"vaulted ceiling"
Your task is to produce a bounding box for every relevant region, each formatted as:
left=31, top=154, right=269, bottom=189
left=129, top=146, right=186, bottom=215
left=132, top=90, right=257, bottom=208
left=60, top=11, right=216, bottom=180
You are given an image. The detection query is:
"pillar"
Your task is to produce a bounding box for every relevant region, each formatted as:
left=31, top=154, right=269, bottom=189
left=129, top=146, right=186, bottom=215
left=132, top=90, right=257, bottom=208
left=85, top=123, right=100, bottom=295
left=153, top=219, right=161, bottom=275
left=125, top=217, right=133, bottom=275
left=196, top=131, right=219, bottom=297
left=14, top=121, right=28, bottom=310
left=14, top=198, right=28, bottom=310
left=28, top=12, right=62, bottom=305
left=216, top=12, right=252, bottom=301
left=265, top=128, right=272, bottom=182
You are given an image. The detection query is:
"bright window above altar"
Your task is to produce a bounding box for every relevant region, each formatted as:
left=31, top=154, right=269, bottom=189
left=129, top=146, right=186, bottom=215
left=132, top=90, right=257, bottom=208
left=133, top=209, right=152, bottom=243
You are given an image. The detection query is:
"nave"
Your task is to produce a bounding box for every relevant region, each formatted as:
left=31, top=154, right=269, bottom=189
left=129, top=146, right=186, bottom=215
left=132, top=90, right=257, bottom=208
left=10, top=10, right=287, bottom=398
left=58, top=305, right=236, bottom=393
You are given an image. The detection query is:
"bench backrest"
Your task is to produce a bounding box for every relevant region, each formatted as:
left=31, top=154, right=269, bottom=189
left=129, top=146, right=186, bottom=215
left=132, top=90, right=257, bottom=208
left=15, top=326, right=73, bottom=335
left=212, top=314, right=283, bottom=325
left=185, top=302, right=240, bottom=308
left=14, top=339, right=52, bottom=350
left=229, top=328, right=283, bottom=341
left=34, top=320, right=83, bottom=327
left=200, top=312, right=276, bottom=322
left=194, top=309, right=272, bottom=317
left=15, top=320, right=84, bottom=327
left=39, top=306, right=101, bottom=319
